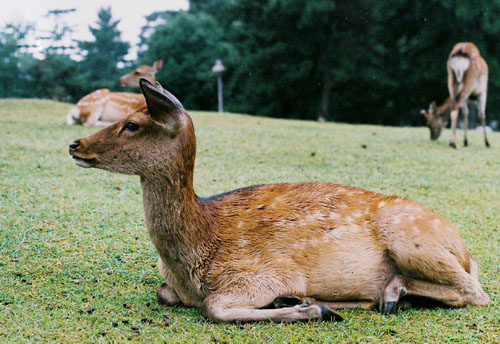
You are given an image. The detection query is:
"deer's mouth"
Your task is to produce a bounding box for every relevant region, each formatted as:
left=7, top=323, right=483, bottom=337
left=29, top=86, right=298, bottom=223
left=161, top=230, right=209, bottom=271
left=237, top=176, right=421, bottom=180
left=72, top=155, right=97, bottom=168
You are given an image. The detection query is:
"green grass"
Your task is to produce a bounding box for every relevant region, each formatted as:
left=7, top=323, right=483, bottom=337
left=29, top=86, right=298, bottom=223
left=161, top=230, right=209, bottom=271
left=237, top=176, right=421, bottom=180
left=0, top=98, right=498, bottom=343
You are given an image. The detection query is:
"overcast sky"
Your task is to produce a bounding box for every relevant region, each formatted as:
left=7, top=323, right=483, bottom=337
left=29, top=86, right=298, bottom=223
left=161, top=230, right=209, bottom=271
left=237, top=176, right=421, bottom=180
left=1, top=0, right=189, bottom=59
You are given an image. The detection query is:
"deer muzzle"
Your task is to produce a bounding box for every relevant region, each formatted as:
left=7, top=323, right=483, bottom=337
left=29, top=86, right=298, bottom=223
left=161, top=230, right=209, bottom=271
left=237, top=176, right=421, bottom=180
left=69, top=140, right=97, bottom=168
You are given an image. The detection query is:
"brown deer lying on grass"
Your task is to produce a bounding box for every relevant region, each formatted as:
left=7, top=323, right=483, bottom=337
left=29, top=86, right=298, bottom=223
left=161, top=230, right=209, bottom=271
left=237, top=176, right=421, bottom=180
left=66, top=60, right=163, bottom=127
left=421, top=42, right=490, bottom=148
left=69, top=79, right=489, bottom=323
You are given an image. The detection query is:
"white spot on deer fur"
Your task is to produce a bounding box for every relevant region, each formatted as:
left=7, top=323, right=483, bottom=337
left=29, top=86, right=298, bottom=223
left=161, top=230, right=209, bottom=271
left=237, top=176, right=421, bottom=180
left=344, top=216, right=354, bottom=223
left=432, top=219, right=441, bottom=229
left=237, top=221, right=244, bottom=229
left=408, top=214, right=415, bottom=221
left=309, top=238, right=319, bottom=245
left=378, top=201, right=386, bottom=208
left=352, top=211, right=362, bottom=218
left=328, top=212, right=340, bottom=219
left=392, top=216, right=401, bottom=225
left=412, top=226, right=420, bottom=234
left=394, top=198, right=402, bottom=203
left=328, top=225, right=361, bottom=240
left=306, top=211, right=324, bottom=222
left=238, top=238, right=248, bottom=247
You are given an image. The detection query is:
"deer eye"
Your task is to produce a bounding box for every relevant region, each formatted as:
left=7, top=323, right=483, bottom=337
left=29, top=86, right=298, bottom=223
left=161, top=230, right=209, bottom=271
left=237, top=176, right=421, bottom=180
left=124, top=122, right=139, bottom=132
left=134, top=70, right=140, bottom=75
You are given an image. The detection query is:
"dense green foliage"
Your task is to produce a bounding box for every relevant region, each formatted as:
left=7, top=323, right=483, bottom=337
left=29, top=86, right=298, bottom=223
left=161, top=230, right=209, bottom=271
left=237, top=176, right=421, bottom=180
left=2, top=1, right=500, bottom=126
left=0, top=99, right=498, bottom=342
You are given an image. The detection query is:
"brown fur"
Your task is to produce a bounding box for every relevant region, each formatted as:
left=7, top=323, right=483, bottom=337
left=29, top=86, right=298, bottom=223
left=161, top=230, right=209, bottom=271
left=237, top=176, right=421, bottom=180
left=67, top=60, right=163, bottom=127
left=421, top=42, right=490, bottom=148
left=119, top=60, right=163, bottom=87
left=69, top=79, right=489, bottom=323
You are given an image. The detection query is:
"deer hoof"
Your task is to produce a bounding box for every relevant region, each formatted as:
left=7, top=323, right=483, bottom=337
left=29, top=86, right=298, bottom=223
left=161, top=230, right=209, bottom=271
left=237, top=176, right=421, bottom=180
left=449, top=142, right=457, bottom=149
left=485, top=140, right=490, bottom=148
left=318, top=305, right=343, bottom=322
left=379, top=301, right=397, bottom=314
left=272, top=295, right=302, bottom=308
left=464, top=139, right=468, bottom=147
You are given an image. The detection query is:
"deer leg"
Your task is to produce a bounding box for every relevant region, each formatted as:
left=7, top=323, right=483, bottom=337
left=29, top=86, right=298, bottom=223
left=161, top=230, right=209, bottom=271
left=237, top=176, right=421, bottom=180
left=449, top=108, right=459, bottom=149
left=83, top=106, right=106, bottom=127
left=156, top=257, right=181, bottom=306
left=374, top=201, right=490, bottom=314
left=273, top=295, right=375, bottom=310
left=478, top=93, right=490, bottom=147
left=157, top=282, right=181, bottom=306
left=304, top=299, right=376, bottom=310
left=460, top=102, right=469, bottom=146
left=202, top=283, right=342, bottom=323
left=94, top=120, right=115, bottom=127
left=380, top=274, right=467, bottom=314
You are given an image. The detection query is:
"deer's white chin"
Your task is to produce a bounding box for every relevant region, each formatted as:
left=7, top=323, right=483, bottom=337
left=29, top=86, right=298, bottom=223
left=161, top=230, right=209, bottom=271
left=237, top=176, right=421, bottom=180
left=72, top=157, right=95, bottom=168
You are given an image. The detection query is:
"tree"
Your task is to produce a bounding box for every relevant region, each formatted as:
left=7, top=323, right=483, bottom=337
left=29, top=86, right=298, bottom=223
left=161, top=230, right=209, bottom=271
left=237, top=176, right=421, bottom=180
left=0, top=24, right=33, bottom=97
left=77, top=7, right=130, bottom=93
left=140, top=11, right=235, bottom=110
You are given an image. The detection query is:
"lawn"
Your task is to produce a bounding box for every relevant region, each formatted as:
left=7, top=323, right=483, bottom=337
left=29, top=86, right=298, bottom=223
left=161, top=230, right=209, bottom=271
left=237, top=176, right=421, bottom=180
left=0, top=99, right=498, bottom=343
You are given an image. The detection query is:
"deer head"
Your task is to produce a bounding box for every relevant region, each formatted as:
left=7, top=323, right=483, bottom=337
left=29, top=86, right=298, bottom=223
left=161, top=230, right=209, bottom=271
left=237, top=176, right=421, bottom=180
left=119, top=60, right=164, bottom=87
left=421, top=101, right=446, bottom=140
left=69, top=79, right=195, bottom=181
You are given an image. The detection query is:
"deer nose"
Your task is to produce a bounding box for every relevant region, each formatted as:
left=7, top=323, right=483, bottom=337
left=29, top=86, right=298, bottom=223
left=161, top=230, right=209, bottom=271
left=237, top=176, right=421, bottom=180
left=69, top=140, right=80, bottom=155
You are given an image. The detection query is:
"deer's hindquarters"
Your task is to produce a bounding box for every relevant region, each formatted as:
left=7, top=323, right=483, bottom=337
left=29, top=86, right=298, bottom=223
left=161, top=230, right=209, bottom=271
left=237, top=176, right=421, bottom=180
left=66, top=106, right=80, bottom=125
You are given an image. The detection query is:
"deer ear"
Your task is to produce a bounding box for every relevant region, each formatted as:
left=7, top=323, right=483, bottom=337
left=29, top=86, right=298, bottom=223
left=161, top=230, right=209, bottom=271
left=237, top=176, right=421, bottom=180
left=152, top=59, right=163, bottom=71
left=430, top=101, right=437, bottom=112
left=421, top=109, right=431, bottom=120
left=140, top=78, right=183, bottom=131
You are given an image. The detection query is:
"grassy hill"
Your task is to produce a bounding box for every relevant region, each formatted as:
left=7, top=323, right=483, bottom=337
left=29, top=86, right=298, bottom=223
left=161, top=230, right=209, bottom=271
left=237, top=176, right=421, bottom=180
left=0, top=99, right=498, bottom=343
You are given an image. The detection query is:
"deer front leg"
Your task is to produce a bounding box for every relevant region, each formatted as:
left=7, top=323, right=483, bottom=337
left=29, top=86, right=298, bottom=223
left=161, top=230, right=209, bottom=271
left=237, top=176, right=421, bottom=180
left=273, top=295, right=376, bottom=310
left=201, top=282, right=342, bottom=323
left=156, top=257, right=181, bottom=306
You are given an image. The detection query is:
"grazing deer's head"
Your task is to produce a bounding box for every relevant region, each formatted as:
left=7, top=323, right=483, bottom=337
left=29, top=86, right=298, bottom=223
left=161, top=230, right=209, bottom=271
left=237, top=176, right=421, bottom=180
left=421, top=102, right=446, bottom=140
left=119, top=60, right=164, bottom=87
left=69, top=79, right=195, bottom=180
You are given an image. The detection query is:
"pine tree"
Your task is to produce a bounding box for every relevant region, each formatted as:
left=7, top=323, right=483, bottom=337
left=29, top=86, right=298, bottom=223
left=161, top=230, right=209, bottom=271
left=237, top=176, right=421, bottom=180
left=78, top=7, right=129, bottom=92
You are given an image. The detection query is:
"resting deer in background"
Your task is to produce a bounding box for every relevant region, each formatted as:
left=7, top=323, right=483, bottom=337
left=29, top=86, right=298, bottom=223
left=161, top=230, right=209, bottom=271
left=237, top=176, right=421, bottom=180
left=421, top=42, right=490, bottom=148
left=69, top=79, right=489, bottom=323
left=66, top=60, right=163, bottom=127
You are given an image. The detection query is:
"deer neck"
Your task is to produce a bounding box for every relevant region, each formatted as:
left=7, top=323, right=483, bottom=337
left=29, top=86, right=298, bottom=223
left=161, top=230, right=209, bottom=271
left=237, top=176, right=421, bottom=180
left=139, top=156, right=216, bottom=272
left=437, top=98, right=453, bottom=116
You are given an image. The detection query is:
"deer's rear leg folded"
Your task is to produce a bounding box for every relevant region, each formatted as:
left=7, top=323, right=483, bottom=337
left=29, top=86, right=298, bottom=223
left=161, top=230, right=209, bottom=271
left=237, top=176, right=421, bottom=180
left=379, top=273, right=489, bottom=314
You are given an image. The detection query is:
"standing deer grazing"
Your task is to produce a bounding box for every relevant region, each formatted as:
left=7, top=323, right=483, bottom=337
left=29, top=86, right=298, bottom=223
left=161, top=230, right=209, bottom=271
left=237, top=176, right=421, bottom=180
left=66, top=60, right=163, bottom=127
left=421, top=42, right=490, bottom=148
left=69, top=79, right=489, bottom=323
